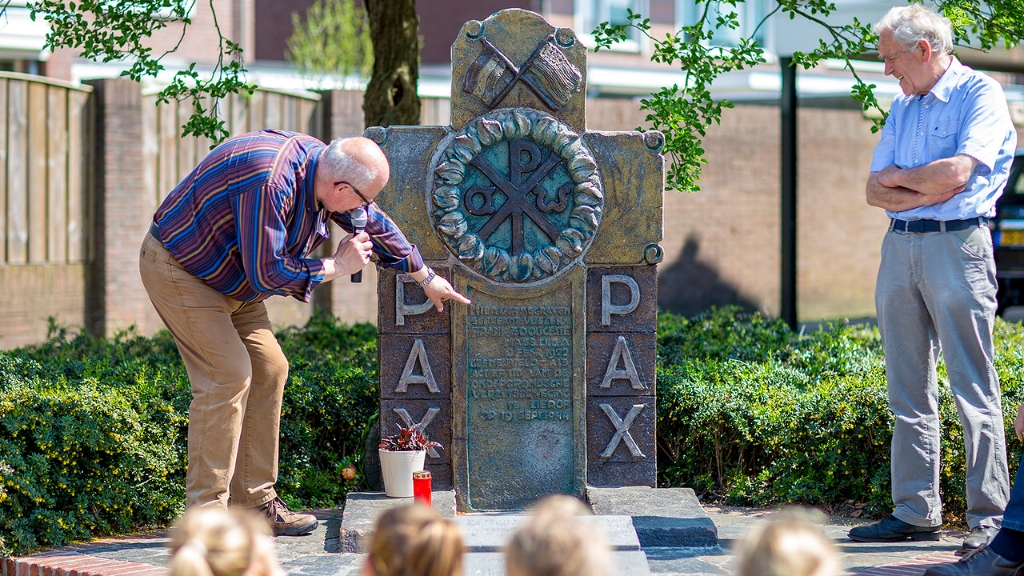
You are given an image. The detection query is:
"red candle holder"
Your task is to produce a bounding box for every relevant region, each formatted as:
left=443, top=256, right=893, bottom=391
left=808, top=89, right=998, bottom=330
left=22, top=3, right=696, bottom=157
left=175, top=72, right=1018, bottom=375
left=412, top=470, right=432, bottom=508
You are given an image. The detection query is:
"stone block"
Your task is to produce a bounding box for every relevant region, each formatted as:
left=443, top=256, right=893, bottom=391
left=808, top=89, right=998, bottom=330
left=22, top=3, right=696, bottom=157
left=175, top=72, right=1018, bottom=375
left=449, top=11, right=587, bottom=132
left=583, top=132, right=665, bottom=267
left=451, top=268, right=587, bottom=511
left=379, top=334, right=452, bottom=400
left=462, top=551, right=651, bottom=576
left=587, top=397, right=656, bottom=487
left=587, top=486, right=719, bottom=548
left=586, top=332, right=656, bottom=396
left=373, top=126, right=452, bottom=261
left=339, top=491, right=457, bottom=553
left=454, top=514, right=641, bottom=552
left=586, top=266, right=658, bottom=333
left=377, top=267, right=452, bottom=335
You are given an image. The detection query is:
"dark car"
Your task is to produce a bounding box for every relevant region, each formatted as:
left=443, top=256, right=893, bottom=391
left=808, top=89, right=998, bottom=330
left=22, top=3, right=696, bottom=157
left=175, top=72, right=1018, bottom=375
left=991, top=149, right=1024, bottom=316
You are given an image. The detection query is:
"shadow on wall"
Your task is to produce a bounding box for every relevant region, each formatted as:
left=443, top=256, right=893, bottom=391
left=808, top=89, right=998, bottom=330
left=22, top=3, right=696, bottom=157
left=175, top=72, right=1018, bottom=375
left=657, top=234, right=759, bottom=317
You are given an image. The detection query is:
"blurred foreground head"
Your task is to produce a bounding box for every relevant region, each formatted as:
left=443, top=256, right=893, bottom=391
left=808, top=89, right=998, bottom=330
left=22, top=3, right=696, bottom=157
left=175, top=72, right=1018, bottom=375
left=365, top=504, right=464, bottom=576
left=168, top=506, right=283, bottom=576
left=505, top=495, right=611, bottom=576
left=735, top=508, right=841, bottom=576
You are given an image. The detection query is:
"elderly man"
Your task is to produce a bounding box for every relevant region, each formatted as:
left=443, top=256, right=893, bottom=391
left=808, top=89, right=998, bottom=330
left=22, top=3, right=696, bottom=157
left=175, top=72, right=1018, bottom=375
left=140, top=131, right=469, bottom=535
left=847, top=6, right=1016, bottom=550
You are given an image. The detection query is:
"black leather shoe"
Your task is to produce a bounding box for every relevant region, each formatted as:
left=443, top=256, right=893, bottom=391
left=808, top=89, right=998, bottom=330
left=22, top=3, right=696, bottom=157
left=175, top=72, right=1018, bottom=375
left=963, top=526, right=999, bottom=551
left=849, top=514, right=941, bottom=542
left=923, top=546, right=1024, bottom=576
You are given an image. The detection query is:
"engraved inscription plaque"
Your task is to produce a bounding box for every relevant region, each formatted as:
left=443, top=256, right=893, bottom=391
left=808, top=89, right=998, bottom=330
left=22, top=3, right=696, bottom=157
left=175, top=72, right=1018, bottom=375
left=453, top=267, right=586, bottom=510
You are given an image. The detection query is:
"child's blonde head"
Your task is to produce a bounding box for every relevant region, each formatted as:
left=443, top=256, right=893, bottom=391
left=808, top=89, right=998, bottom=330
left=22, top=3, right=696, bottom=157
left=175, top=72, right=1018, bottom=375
left=365, top=504, right=464, bottom=576
left=168, top=507, right=282, bottom=576
left=505, top=495, right=610, bottom=576
left=735, top=509, right=841, bottom=576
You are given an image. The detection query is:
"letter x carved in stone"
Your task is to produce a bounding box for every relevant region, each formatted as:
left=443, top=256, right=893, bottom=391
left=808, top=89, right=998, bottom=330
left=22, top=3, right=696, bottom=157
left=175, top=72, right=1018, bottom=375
left=467, top=139, right=568, bottom=255
left=599, top=403, right=645, bottom=459
left=393, top=407, right=442, bottom=458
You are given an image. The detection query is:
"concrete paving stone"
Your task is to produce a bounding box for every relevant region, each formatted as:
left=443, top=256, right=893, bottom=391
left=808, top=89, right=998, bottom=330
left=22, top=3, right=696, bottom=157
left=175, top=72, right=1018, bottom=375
left=338, top=491, right=456, bottom=553
left=588, top=486, right=718, bottom=548
left=454, top=514, right=641, bottom=552
left=644, top=547, right=730, bottom=576
left=279, top=553, right=363, bottom=576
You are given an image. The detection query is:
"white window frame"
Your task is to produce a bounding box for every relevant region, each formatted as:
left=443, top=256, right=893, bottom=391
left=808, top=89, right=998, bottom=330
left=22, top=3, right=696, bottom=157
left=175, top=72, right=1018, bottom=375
left=575, top=0, right=649, bottom=53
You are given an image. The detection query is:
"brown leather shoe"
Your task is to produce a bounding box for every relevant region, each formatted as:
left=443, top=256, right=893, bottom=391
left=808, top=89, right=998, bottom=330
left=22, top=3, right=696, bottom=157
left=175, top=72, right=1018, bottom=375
left=257, top=496, right=319, bottom=536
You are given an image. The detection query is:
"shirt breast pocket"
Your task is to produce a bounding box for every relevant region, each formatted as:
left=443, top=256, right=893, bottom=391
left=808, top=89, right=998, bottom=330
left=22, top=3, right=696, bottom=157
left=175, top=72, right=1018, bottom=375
left=928, top=119, right=958, bottom=158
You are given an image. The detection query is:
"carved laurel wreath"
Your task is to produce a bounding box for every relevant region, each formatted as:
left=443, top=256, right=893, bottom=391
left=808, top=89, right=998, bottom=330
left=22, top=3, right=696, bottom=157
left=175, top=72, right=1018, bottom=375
left=431, top=108, right=604, bottom=283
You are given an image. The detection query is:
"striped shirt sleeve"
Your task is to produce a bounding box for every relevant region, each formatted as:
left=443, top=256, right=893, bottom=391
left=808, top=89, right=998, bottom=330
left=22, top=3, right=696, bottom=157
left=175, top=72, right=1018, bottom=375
left=334, top=204, right=425, bottom=273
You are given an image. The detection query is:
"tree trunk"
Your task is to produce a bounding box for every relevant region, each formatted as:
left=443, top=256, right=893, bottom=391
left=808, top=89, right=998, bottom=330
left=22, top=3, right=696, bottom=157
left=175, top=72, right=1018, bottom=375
left=364, top=0, right=421, bottom=128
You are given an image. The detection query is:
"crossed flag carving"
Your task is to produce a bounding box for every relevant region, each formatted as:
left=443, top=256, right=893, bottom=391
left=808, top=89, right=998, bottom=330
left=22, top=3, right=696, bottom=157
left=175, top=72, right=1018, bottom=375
left=463, top=34, right=583, bottom=111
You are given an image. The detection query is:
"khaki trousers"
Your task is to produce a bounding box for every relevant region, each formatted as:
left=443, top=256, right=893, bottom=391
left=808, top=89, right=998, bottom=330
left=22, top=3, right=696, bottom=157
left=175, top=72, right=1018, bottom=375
left=875, top=224, right=1009, bottom=529
left=139, top=232, right=288, bottom=508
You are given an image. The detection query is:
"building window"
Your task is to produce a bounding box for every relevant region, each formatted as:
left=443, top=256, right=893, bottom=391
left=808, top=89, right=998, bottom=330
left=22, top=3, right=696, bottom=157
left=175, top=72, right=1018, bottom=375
left=577, top=0, right=648, bottom=52
left=676, top=0, right=767, bottom=48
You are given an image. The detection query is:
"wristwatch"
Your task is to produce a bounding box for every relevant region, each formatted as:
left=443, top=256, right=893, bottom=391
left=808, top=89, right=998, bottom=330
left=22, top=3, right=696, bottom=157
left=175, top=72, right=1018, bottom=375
left=416, top=267, right=436, bottom=287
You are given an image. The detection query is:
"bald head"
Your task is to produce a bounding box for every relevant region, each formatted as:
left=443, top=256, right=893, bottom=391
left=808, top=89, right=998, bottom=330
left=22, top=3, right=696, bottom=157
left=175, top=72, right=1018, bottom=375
left=318, top=137, right=390, bottom=193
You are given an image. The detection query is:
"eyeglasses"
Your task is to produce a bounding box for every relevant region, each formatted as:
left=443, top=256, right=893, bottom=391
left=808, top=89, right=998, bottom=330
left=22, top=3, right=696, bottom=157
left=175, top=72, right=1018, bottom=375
left=334, top=181, right=373, bottom=207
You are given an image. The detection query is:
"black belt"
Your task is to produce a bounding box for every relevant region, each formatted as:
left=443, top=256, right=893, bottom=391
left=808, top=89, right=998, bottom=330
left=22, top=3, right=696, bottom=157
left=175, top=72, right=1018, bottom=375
left=890, top=217, right=987, bottom=233
left=149, top=222, right=163, bottom=244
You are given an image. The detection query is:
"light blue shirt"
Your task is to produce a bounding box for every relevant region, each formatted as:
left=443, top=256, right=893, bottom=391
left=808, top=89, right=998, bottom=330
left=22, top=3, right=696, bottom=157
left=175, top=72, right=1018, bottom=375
left=870, top=57, right=1017, bottom=221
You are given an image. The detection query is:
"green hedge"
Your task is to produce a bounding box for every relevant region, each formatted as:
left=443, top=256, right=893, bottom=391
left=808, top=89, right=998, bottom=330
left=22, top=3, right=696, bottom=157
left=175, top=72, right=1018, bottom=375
left=0, top=316, right=376, bottom=556
left=657, top=307, right=1024, bottom=519
left=2, top=309, right=1023, bottom=556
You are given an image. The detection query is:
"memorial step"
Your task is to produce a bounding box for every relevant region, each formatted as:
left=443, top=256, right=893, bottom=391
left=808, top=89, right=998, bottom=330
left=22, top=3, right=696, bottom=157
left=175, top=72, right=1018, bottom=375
left=587, top=486, right=719, bottom=548
left=462, top=551, right=651, bottom=576
left=454, top=513, right=641, bottom=552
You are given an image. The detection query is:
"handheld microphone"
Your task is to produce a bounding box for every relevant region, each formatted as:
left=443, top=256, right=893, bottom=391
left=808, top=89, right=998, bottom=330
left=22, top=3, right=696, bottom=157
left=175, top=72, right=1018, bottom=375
left=350, top=206, right=368, bottom=283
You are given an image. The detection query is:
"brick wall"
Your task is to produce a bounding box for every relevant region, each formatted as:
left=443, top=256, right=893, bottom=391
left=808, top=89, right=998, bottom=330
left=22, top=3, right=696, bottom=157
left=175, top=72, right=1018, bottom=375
left=0, top=264, right=88, bottom=349
left=86, top=78, right=158, bottom=338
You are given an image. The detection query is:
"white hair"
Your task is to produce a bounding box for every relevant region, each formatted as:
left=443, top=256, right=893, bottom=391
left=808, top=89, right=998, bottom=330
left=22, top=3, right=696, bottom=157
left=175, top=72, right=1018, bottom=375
left=873, top=4, right=953, bottom=55
left=318, top=137, right=379, bottom=189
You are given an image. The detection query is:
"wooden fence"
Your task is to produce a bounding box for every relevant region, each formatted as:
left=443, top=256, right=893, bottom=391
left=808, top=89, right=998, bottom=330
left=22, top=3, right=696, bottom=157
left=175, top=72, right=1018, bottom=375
left=142, top=88, right=322, bottom=211
left=0, top=72, right=92, bottom=266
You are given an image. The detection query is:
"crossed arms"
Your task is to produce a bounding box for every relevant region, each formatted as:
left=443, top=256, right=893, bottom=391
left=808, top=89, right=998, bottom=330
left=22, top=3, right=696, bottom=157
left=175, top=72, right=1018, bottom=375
left=866, top=154, right=978, bottom=212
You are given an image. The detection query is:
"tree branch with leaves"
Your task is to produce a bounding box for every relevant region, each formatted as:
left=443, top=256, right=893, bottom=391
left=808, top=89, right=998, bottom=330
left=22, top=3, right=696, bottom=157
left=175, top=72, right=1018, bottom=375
left=593, top=0, right=1023, bottom=193
left=2, top=0, right=254, bottom=141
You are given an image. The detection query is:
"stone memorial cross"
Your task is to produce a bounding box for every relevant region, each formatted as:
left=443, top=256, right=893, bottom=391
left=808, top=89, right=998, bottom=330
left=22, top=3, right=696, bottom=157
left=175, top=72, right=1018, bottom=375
left=374, top=8, right=664, bottom=511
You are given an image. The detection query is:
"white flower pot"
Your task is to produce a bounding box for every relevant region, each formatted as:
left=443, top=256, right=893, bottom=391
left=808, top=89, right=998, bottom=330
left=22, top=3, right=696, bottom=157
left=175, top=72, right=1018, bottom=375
left=378, top=449, right=426, bottom=498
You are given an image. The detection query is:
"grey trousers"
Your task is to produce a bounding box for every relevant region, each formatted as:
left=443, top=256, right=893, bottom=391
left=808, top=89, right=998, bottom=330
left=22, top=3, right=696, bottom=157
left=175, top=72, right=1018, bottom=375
left=875, top=224, right=1009, bottom=529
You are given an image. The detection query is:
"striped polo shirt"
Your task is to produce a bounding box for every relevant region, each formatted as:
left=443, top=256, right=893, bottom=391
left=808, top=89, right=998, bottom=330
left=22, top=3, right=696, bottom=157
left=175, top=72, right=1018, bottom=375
left=152, top=130, right=424, bottom=303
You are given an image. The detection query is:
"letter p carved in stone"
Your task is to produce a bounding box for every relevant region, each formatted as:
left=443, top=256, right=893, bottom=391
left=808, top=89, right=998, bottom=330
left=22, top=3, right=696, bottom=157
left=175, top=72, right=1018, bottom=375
left=601, top=275, right=639, bottom=326
left=396, top=274, right=434, bottom=326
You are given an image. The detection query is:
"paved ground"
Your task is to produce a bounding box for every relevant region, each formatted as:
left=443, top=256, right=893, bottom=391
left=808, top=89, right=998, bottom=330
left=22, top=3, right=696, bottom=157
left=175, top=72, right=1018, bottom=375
left=2, top=504, right=970, bottom=576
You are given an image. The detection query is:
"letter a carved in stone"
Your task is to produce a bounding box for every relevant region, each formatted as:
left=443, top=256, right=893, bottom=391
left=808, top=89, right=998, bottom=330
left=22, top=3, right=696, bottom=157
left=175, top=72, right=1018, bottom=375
left=393, top=407, right=442, bottom=458
left=396, top=339, right=440, bottom=394
left=601, top=275, right=639, bottom=325
left=599, top=403, right=645, bottom=458
left=600, top=336, right=645, bottom=390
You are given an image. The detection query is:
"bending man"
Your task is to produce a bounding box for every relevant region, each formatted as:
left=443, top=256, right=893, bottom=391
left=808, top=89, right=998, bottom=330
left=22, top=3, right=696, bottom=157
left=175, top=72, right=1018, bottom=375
left=140, top=131, right=469, bottom=535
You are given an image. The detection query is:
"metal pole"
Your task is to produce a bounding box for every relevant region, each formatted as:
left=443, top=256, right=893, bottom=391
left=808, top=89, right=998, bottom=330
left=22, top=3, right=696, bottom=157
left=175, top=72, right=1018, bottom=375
left=780, top=56, right=798, bottom=330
